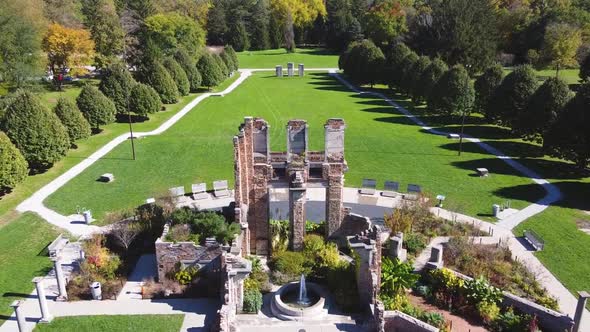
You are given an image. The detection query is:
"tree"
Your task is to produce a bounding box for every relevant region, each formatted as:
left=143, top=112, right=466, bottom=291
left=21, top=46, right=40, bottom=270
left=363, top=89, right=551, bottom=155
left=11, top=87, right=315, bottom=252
left=339, top=39, right=385, bottom=86
left=220, top=50, right=236, bottom=74
left=41, top=23, right=95, bottom=89
left=384, top=42, right=412, bottom=88
left=541, top=23, right=583, bottom=77
left=270, top=0, right=326, bottom=51
left=163, top=57, right=190, bottom=96
left=43, top=0, right=83, bottom=27
left=409, top=56, right=432, bottom=104
left=174, top=48, right=202, bottom=92
left=2, top=91, right=70, bottom=168
left=409, top=0, right=499, bottom=73
left=416, top=57, right=448, bottom=104
left=489, top=65, right=539, bottom=128
left=0, top=132, right=28, bottom=192
left=54, top=97, right=92, bottom=143
left=99, top=63, right=137, bottom=114
left=249, top=0, right=271, bottom=50
left=77, top=85, right=117, bottom=131
left=363, top=0, right=411, bottom=47
left=144, top=12, right=206, bottom=55
left=206, top=0, right=228, bottom=45
left=140, top=61, right=180, bottom=103
left=197, top=53, right=224, bottom=88
left=214, top=54, right=230, bottom=78
left=228, top=20, right=250, bottom=52
left=225, top=46, right=239, bottom=71
left=325, top=0, right=360, bottom=50
left=397, top=52, right=419, bottom=95
left=518, top=77, right=572, bottom=143
left=111, top=221, right=141, bottom=252
left=429, top=64, right=475, bottom=117
left=544, top=82, right=590, bottom=169
left=474, top=64, right=504, bottom=116
left=81, top=0, right=125, bottom=68
left=580, top=52, right=590, bottom=82
left=129, top=83, right=162, bottom=116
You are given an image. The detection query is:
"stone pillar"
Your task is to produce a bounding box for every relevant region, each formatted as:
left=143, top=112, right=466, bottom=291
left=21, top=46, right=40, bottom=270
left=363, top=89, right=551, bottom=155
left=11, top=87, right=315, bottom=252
left=287, top=62, right=294, bottom=77
left=426, top=245, right=443, bottom=269
left=10, top=300, right=27, bottom=332
left=324, top=119, right=346, bottom=238
left=298, top=64, right=304, bottom=77
left=32, top=277, right=53, bottom=323
left=253, top=163, right=272, bottom=255
left=286, top=120, right=308, bottom=163
left=275, top=65, right=283, bottom=77
left=52, top=257, right=68, bottom=300
left=289, top=171, right=307, bottom=251
left=573, top=291, right=590, bottom=332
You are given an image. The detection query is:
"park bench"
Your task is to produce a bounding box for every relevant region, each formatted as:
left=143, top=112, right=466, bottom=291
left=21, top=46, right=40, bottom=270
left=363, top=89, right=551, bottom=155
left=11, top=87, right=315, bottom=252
left=359, top=179, right=377, bottom=195
left=381, top=181, right=400, bottom=198
left=476, top=168, right=489, bottom=177
left=523, top=229, right=544, bottom=251
left=99, top=173, right=115, bottom=182
left=213, top=180, right=230, bottom=198
left=191, top=183, right=209, bottom=200
left=48, top=234, right=69, bottom=258
left=169, top=186, right=185, bottom=198
left=404, top=184, right=422, bottom=200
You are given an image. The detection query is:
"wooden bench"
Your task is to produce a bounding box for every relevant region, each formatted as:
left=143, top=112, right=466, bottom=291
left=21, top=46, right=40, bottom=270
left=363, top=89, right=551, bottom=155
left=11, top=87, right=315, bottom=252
left=48, top=234, right=69, bottom=258
left=359, top=179, right=376, bottom=195
left=523, top=229, right=544, bottom=251
left=476, top=168, right=489, bottom=177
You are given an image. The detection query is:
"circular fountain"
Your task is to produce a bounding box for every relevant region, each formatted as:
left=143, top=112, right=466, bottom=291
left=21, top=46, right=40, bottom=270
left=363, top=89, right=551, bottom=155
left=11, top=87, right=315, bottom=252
left=270, top=275, right=329, bottom=321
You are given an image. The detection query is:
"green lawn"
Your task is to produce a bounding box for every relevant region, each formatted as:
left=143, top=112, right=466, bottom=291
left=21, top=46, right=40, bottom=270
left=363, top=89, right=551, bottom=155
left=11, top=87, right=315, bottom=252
left=0, top=213, right=59, bottom=323
left=46, top=71, right=542, bottom=223
left=34, top=314, right=184, bottom=331
left=237, top=48, right=338, bottom=69
left=503, top=67, right=580, bottom=85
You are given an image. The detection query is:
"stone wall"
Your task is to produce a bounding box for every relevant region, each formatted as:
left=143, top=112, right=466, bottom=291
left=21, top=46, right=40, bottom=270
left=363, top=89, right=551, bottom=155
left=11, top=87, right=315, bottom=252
left=383, top=311, right=440, bottom=332
left=348, top=226, right=382, bottom=309
left=331, top=210, right=371, bottom=247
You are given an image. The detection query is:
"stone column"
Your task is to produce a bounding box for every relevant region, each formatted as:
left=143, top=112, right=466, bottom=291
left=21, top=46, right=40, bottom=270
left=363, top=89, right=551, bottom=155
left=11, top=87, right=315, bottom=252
left=573, top=291, right=590, bottom=332
left=32, top=277, right=53, bottom=323
left=289, top=171, right=307, bottom=251
left=52, top=257, right=68, bottom=300
left=252, top=163, right=272, bottom=255
left=10, top=300, right=27, bottom=332
left=325, top=163, right=345, bottom=237
left=287, top=62, right=294, bottom=77
left=298, top=64, right=304, bottom=77
left=275, top=65, right=283, bottom=77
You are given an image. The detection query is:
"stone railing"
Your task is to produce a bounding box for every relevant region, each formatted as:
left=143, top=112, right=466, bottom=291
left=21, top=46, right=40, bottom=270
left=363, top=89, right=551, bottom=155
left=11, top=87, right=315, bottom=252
left=383, top=311, right=439, bottom=332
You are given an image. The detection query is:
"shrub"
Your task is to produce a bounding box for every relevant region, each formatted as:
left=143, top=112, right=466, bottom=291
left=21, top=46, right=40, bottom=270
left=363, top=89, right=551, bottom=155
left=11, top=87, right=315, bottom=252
left=224, top=45, right=239, bottom=71
left=326, top=260, right=359, bottom=312
left=214, top=54, right=229, bottom=78
left=197, top=53, right=223, bottom=88
left=129, top=83, right=162, bottom=116
left=0, top=132, right=28, bottom=190
left=381, top=257, right=419, bottom=296
left=140, top=61, right=179, bottom=104
left=380, top=293, right=408, bottom=311
left=271, top=250, right=311, bottom=282
left=174, top=267, right=198, bottom=285
left=220, top=49, right=236, bottom=73
left=99, top=63, right=136, bottom=113
left=339, top=39, right=385, bottom=86
left=477, top=301, right=500, bottom=324
left=54, top=97, right=91, bottom=142
left=163, top=57, right=190, bottom=96
left=303, top=234, right=340, bottom=273
left=243, top=288, right=263, bottom=313
left=489, top=308, right=532, bottom=331
left=77, top=85, right=117, bottom=131
left=463, top=276, right=503, bottom=305
left=169, top=208, right=239, bottom=245
left=82, top=234, right=122, bottom=280
left=174, top=48, right=202, bottom=92
left=404, top=232, right=428, bottom=255
left=2, top=90, right=70, bottom=168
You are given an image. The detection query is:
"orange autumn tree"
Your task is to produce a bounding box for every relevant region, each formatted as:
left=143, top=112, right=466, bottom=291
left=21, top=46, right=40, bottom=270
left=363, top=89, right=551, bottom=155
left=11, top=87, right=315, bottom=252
left=42, top=23, right=95, bottom=89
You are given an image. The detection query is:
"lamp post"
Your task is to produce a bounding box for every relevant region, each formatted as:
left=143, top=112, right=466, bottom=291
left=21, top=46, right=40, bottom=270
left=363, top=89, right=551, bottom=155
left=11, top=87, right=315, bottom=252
left=436, top=195, right=446, bottom=208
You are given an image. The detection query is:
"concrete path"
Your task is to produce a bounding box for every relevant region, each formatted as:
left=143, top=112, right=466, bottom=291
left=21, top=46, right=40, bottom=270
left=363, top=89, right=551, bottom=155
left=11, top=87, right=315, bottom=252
left=117, top=254, right=157, bottom=300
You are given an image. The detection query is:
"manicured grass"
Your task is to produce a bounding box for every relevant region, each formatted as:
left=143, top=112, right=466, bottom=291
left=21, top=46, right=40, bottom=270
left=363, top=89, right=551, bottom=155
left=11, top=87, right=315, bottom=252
left=34, top=314, right=184, bottom=331
left=0, top=74, right=240, bottom=224
left=46, top=72, right=542, bottom=223
left=0, top=213, right=59, bottom=323
left=503, top=67, right=580, bottom=85
left=237, top=48, right=338, bottom=69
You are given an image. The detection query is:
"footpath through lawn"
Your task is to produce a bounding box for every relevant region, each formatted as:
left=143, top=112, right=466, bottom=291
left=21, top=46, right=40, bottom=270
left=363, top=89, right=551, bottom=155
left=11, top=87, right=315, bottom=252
left=45, top=72, right=540, bottom=223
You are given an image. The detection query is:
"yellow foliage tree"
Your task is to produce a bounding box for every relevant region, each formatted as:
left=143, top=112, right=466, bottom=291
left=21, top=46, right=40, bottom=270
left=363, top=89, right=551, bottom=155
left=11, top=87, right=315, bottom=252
left=42, top=23, right=95, bottom=87
left=270, top=0, right=326, bottom=51
left=542, top=22, right=582, bottom=77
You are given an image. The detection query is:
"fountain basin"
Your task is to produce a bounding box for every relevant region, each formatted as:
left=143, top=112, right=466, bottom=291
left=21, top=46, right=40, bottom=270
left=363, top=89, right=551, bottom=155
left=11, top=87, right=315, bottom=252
left=270, top=282, right=328, bottom=321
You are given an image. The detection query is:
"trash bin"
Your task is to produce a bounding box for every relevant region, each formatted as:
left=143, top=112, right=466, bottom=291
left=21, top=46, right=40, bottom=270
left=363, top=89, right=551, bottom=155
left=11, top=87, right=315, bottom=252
left=90, top=282, right=102, bottom=300
left=83, top=210, right=92, bottom=224
left=492, top=204, right=500, bottom=217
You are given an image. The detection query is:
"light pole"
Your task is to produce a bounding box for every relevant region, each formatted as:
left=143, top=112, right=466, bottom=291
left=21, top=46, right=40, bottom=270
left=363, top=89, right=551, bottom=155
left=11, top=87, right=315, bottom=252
left=458, top=109, right=467, bottom=156
left=123, top=40, right=136, bottom=160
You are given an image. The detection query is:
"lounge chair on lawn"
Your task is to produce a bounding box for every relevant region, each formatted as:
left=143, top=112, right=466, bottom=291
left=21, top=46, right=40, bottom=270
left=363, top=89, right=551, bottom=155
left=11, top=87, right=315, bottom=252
left=213, top=180, right=230, bottom=198
left=359, top=179, right=377, bottom=195
left=191, top=183, right=209, bottom=200
left=381, top=181, right=400, bottom=198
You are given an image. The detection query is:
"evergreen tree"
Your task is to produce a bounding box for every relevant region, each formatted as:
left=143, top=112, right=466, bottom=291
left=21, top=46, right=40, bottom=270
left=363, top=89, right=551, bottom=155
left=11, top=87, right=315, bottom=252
left=409, top=56, right=432, bottom=104
left=397, top=52, right=419, bottom=95
left=225, top=46, right=239, bottom=70
left=489, top=65, right=539, bottom=128
left=269, top=14, right=283, bottom=49
left=249, top=0, right=271, bottom=50
left=54, top=97, right=91, bottom=143
left=174, top=48, right=202, bottom=92
left=0, top=131, right=28, bottom=191
left=207, top=0, right=228, bottom=45
left=77, top=85, right=117, bottom=131
left=518, top=77, right=572, bottom=143
left=140, top=61, right=179, bottom=103
left=129, top=83, right=162, bottom=116
left=163, top=57, right=190, bottom=96
left=228, top=20, right=250, bottom=52
left=214, top=54, right=229, bottom=78
left=81, top=0, right=125, bottom=68
left=198, top=53, right=223, bottom=88
left=2, top=90, right=70, bottom=168
left=474, top=64, right=503, bottom=116
left=220, top=50, right=236, bottom=74
left=416, top=58, right=448, bottom=103
left=428, top=65, right=475, bottom=117
left=580, top=52, right=590, bottom=82
left=99, top=63, right=136, bottom=114
left=544, top=82, right=590, bottom=169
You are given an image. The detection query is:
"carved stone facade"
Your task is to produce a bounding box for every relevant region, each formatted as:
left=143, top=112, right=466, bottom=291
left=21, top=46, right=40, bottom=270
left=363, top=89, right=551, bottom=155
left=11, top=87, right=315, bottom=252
left=233, top=117, right=347, bottom=254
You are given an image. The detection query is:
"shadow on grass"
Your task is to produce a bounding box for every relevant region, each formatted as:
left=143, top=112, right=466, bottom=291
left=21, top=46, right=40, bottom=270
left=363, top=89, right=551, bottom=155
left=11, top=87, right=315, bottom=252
left=495, top=181, right=590, bottom=211
left=440, top=141, right=544, bottom=158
